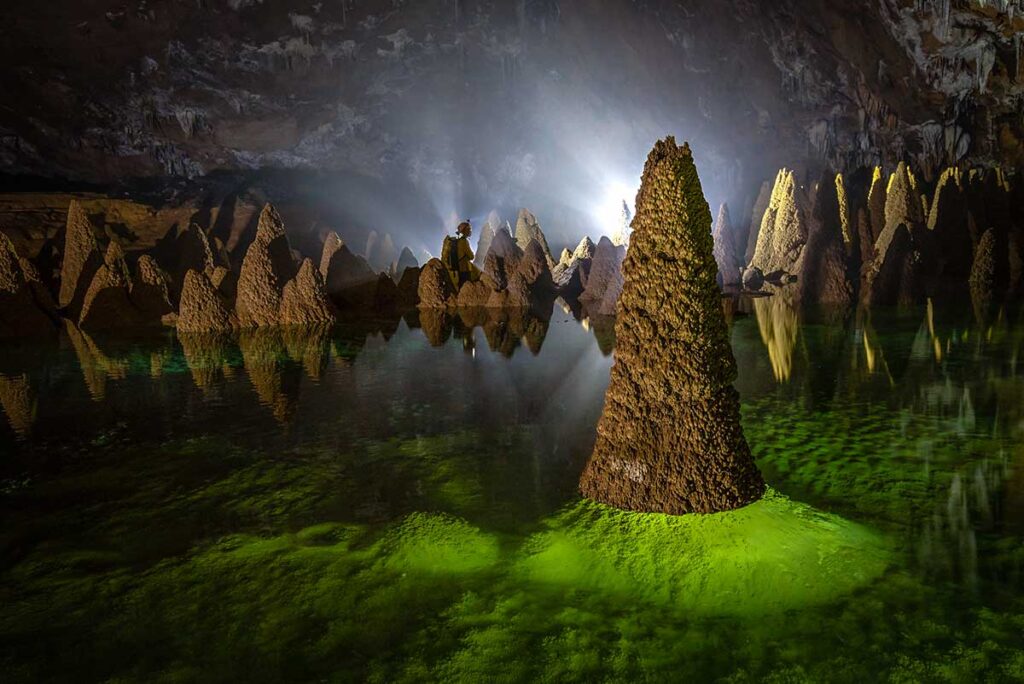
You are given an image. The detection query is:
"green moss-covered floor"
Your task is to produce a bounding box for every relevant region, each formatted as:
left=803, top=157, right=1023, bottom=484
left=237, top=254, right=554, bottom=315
left=2, top=301, right=1024, bottom=682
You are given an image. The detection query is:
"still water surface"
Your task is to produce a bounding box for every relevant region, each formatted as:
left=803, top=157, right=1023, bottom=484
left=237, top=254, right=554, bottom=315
left=2, top=298, right=1023, bottom=681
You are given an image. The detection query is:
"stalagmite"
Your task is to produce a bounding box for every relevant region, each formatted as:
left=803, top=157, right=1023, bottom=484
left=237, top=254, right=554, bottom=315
left=177, top=268, right=238, bottom=333
left=0, top=233, right=57, bottom=337
left=750, top=169, right=810, bottom=277
left=171, top=222, right=215, bottom=301
left=804, top=172, right=853, bottom=305
left=130, top=254, right=173, bottom=322
left=394, top=246, right=418, bottom=278
left=279, top=258, right=337, bottom=325
left=928, top=167, right=972, bottom=279
left=474, top=218, right=496, bottom=268
left=235, top=204, right=296, bottom=327
left=58, top=200, right=103, bottom=318
left=514, top=208, right=555, bottom=267
left=518, top=239, right=555, bottom=291
left=712, top=203, right=741, bottom=285
left=79, top=242, right=144, bottom=331
left=611, top=200, right=633, bottom=247
left=969, top=228, right=997, bottom=303
left=579, top=236, right=625, bottom=307
left=482, top=227, right=523, bottom=290
left=867, top=166, right=887, bottom=247
left=580, top=137, right=765, bottom=514
left=744, top=180, right=772, bottom=264
left=417, top=258, right=457, bottom=308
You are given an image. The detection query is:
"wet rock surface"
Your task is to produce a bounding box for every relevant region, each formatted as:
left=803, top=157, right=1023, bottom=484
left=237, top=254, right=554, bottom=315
left=236, top=204, right=296, bottom=327
left=580, top=137, right=765, bottom=515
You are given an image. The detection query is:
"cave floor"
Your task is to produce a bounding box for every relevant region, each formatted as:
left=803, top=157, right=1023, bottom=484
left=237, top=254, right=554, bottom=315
left=2, top=299, right=1024, bottom=682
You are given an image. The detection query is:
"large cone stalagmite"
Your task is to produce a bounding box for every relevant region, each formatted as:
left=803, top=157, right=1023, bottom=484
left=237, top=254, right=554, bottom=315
left=580, top=138, right=765, bottom=515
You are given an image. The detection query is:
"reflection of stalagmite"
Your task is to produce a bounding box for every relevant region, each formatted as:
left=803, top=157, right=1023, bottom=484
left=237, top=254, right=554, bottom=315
left=179, top=331, right=236, bottom=391
left=753, top=293, right=800, bottom=382
left=0, top=373, right=36, bottom=437
left=238, top=327, right=299, bottom=424
left=581, top=138, right=764, bottom=514
left=63, top=320, right=129, bottom=401
left=282, top=324, right=331, bottom=380
left=418, top=308, right=453, bottom=347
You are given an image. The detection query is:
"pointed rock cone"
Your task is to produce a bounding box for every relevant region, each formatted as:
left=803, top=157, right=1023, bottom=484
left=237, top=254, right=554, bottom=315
left=0, top=233, right=57, bottom=337
left=744, top=180, right=772, bottom=265
left=280, top=259, right=338, bottom=326
left=580, top=137, right=765, bottom=515
left=474, top=219, right=497, bottom=268
left=712, top=202, right=741, bottom=285
left=482, top=227, right=523, bottom=290
left=969, top=228, right=997, bottom=304
left=130, top=254, right=173, bottom=322
left=79, top=242, right=144, bottom=331
left=579, top=236, right=625, bottom=305
left=178, top=269, right=238, bottom=333
left=514, top=208, right=555, bottom=267
left=58, top=200, right=104, bottom=318
left=236, top=204, right=296, bottom=327
left=867, top=166, right=887, bottom=247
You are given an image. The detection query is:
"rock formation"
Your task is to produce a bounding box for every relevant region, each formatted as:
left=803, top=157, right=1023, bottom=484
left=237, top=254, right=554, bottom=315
left=744, top=180, right=772, bottom=264
left=130, top=254, right=174, bottom=322
left=611, top=200, right=633, bottom=248
left=58, top=200, right=103, bottom=319
left=863, top=224, right=924, bottom=306
left=78, top=242, right=145, bottom=331
left=969, top=228, right=997, bottom=304
left=802, top=172, right=853, bottom=306
left=417, top=258, right=457, bottom=308
left=320, top=231, right=381, bottom=308
left=394, top=247, right=418, bottom=280
left=396, top=266, right=421, bottom=308
left=579, top=236, right=625, bottom=309
left=580, top=137, right=765, bottom=514
left=235, top=204, right=296, bottom=327
left=0, top=233, right=58, bottom=337
left=514, top=209, right=555, bottom=267
left=279, top=259, right=338, bottom=326
left=168, top=222, right=215, bottom=301
left=742, top=266, right=765, bottom=291
left=178, top=330, right=235, bottom=391
left=177, top=269, right=238, bottom=333
left=867, top=166, right=887, bottom=248
left=483, top=227, right=523, bottom=291
left=750, top=169, right=810, bottom=277
left=474, top=218, right=497, bottom=268
left=518, top=239, right=555, bottom=292
left=712, top=203, right=741, bottom=285
left=927, top=167, right=972, bottom=279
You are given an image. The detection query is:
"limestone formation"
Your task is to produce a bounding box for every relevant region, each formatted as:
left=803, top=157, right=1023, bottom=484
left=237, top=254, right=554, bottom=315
left=396, top=266, right=421, bottom=308
left=280, top=258, right=338, bottom=326
left=486, top=272, right=531, bottom=308
left=515, top=209, right=555, bottom=267
left=365, top=230, right=379, bottom=268
left=742, top=266, right=765, bottom=291
left=177, top=269, right=238, bottom=333
left=375, top=233, right=398, bottom=274
left=969, top=228, right=997, bottom=304
left=518, top=239, right=555, bottom=291
left=417, top=258, right=457, bottom=308
left=79, top=242, right=144, bottom=331
left=482, top=227, right=523, bottom=290
left=456, top=279, right=493, bottom=308
left=170, top=222, right=215, bottom=300
left=611, top=200, right=633, bottom=247
left=744, top=180, right=772, bottom=264
left=474, top=218, right=497, bottom=268
left=596, top=263, right=623, bottom=316
left=211, top=266, right=237, bottom=304
left=580, top=137, right=765, bottom=514
left=863, top=224, right=924, bottom=306
left=130, top=254, right=173, bottom=322
left=319, top=231, right=345, bottom=279
left=928, top=167, right=972, bottom=279
left=834, top=173, right=853, bottom=255
left=579, top=236, right=625, bottom=307
left=712, top=203, right=741, bottom=285
left=58, top=200, right=103, bottom=318
left=803, top=173, right=853, bottom=305
left=856, top=207, right=875, bottom=269
left=0, top=233, right=57, bottom=337
left=867, top=166, right=887, bottom=247
left=320, top=231, right=380, bottom=308
left=394, top=246, right=418, bottom=279
left=750, top=169, right=810, bottom=277
left=883, top=162, right=924, bottom=235
left=235, top=204, right=297, bottom=327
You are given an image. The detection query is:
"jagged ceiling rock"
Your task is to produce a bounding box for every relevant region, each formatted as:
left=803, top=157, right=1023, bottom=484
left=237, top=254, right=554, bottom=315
left=1, top=0, right=1022, bottom=220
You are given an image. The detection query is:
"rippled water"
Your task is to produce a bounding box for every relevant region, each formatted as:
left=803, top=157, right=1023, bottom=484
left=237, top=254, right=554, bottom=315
left=2, top=297, right=1024, bottom=682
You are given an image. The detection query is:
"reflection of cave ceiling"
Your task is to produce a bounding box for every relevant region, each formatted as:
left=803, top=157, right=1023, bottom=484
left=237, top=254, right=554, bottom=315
left=2, top=0, right=1023, bottom=208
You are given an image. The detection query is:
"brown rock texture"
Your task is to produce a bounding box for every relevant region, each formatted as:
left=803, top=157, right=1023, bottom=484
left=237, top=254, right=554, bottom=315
left=236, top=204, right=296, bottom=327
left=579, top=236, right=625, bottom=306
left=280, top=258, right=338, bottom=326
left=483, top=227, right=524, bottom=290
left=170, top=222, right=215, bottom=299
left=867, top=166, right=887, bottom=247
left=319, top=231, right=345, bottom=279
left=177, top=269, right=238, bottom=333
left=179, top=330, right=235, bottom=391
left=750, top=169, right=810, bottom=276
left=0, top=372, right=36, bottom=437
left=474, top=220, right=497, bottom=268
left=58, top=200, right=104, bottom=318
left=856, top=207, right=875, bottom=270
left=803, top=174, right=854, bottom=305
left=864, top=224, right=923, bottom=306
left=712, top=202, right=741, bottom=285
left=79, top=242, right=145, bottom=331
left=0, top=233, right=57, bottom=337
left=579, top=137, right=765, bottom=515
left=742, top=265, right=765, bottom=291
left=744, top=180, right=772, bottom=265
left=417, top=258, right=457, bottom=308
left=320, top=231, right=379, bottom=308
left=396, top=266, right=421, bottom=308
left=130, top=254, right=173, bottom=322
left=456, top=279, right=493, bottom=307
left=486, top=272, right=531, bottom=308
left=518, top=239, right=555, bottom=291
left=514, top=208, right=555, bottom=267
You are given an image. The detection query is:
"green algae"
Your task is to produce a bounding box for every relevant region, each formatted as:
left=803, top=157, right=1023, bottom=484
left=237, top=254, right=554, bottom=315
left=516, top=489, right=890, bottom=616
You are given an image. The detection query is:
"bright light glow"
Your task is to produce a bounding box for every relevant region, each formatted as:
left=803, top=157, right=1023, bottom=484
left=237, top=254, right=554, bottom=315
left=593, top=180, right=638, bottom=240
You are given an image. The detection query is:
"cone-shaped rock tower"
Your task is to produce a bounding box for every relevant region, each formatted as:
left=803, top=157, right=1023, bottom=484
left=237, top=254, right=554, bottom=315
left=580, top=137, right=765, bottom=515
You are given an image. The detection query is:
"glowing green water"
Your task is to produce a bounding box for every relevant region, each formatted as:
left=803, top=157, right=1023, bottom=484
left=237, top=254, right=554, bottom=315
left=2, top=301, right=1024, bottom=681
